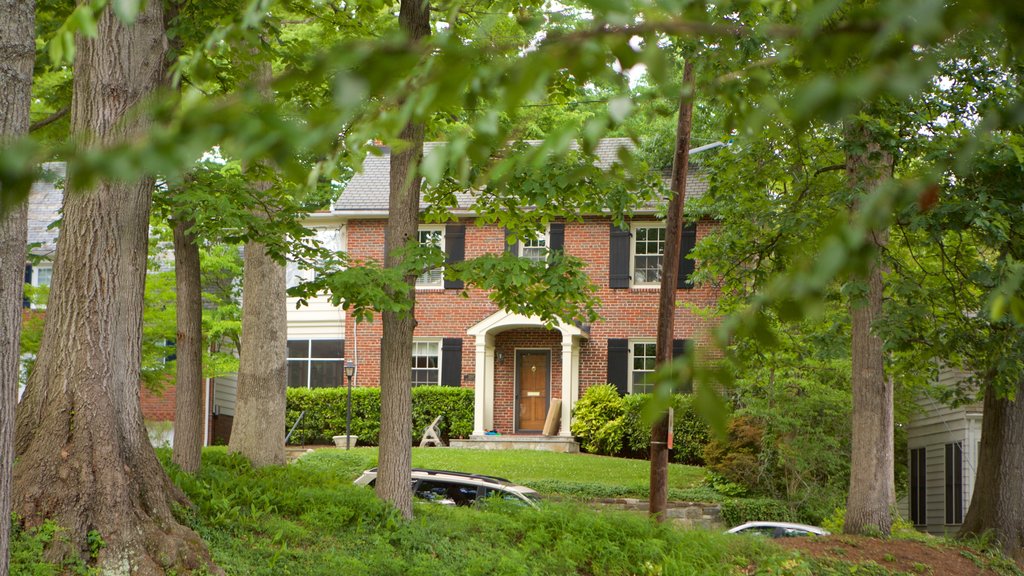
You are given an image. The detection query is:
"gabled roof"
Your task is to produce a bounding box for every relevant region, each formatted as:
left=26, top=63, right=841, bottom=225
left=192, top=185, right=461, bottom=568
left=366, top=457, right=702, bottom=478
left=334, top=138, right=709, bottom=214
left=27, top=163, right=65, bottom=257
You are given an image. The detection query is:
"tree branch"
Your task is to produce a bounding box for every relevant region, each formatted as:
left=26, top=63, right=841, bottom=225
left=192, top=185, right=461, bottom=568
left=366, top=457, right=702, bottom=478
left=29, top=106, right=69, bottom=133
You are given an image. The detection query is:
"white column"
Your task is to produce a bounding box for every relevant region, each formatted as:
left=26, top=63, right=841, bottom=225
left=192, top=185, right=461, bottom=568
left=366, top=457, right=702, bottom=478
left=483, top=337, right=495, bottom=432
left=473, top=338, right=487, bottom=436
left=560, top=332, right=574, bottom=437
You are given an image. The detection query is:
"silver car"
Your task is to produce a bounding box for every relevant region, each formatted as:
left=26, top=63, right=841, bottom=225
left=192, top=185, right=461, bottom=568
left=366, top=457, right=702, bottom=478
left=726, top=521, right=830, bottom=538
left=354, top=468, right=541, bottom=508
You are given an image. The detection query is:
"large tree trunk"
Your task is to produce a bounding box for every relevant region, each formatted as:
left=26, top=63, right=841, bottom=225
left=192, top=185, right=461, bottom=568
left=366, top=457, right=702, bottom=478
left=843, top=119, right=895, bottom=536
left=650, top=61, right=694, bottom=520
left=0, top=1, right=34, bottom=573
left=959, top=379, right=1024, bottom=564
left=227, top=60, right=287, bottom=468
left=171, top=216, right=204, bottom=473
left=376, top=0, right=431, bottom=520
left=12, top=5, right=218, bottom=574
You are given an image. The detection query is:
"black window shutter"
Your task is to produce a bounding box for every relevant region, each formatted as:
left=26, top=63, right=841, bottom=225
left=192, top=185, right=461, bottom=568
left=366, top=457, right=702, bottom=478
left=440, top=338, right=463, bottom=386
left=672, top=339, right=693, bottom=393
left=504, top=228, right=519, bottom=256
left=607, top=339, right=629, bottom=395
left=609, top=225, right=631, bottom=289
left=444, top=224, right=465, bottom=289
left=548, top=223, right=565, bottom=252
left=672, top=339, right=688, bottom=358
left=23, top=264, right=32, bottom=308
left=677, top=223, right=697, bottom=289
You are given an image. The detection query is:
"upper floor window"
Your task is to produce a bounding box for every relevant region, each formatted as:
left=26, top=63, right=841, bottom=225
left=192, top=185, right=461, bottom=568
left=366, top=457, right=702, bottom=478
left=630, top=340, right=657, bottom=394
left=520, top=230, right=549, bottom=263
left=631, top=224, right=665, bottom=286
left=287, top=339, right=345, bottom=389
left=286, top=227, right=343, bottom=289
left=411, top=339, right=440, bottom=385
left=417, top=226, right=444, bottom=287
left=609, top=222, right=696, bottom=290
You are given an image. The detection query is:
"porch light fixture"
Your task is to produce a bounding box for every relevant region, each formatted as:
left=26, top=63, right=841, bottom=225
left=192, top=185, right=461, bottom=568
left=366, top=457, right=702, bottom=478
left=344, top=360, right=356, bottom=449
left=496, top=351, right=504, bottom=364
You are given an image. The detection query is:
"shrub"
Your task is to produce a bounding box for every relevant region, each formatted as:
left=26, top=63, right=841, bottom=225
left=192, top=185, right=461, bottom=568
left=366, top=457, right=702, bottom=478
left=571, top=384, right=625, bottom=454
left=285, top=386, right=473, bottom=446
left=574, top=385, right=711, bottom=463
left=702, top=416, right=765, bottom=492
left=719, top=498, right=795, bottom=526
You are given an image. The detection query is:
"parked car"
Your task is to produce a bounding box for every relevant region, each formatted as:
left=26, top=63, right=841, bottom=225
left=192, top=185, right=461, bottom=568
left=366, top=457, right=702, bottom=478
left=353, top=468, right=541, bottom=509
left=725, top=521, right=830, bottom=538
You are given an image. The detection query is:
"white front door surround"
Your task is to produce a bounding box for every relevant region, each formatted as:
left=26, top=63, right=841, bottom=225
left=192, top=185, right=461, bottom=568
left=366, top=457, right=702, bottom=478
left=467, top=310, right=588, bottom=437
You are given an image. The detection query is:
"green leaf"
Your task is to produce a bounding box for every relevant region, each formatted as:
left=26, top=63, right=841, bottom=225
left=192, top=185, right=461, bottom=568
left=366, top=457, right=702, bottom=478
left=71, top=6, right=99, bottom=38
left=112, top=0, right=141, bottom=24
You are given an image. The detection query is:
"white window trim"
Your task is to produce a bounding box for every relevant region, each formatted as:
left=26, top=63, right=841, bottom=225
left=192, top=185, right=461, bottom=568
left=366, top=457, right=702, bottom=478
left=416, top=225, right=445, bottom=289
left=28, top=264, right=53, bottom=309
left=518, top=227, right=549, bottom=263
left=628, top=339, right=657, bottom=394
left=287, top=339, right=345, bottom=389
left=630, top=222, right=666, bottom=289
left=411, top=338, right=442, bottom=386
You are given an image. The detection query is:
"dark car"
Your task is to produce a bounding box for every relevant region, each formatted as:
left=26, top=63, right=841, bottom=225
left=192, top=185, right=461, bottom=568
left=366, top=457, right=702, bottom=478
left=353, top=468, right=541, bottom=508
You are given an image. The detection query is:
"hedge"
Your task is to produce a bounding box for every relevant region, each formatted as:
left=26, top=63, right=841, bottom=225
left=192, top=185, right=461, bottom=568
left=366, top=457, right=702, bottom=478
left=285, top=386, right=473, bottom=446
left=571, top=384, right=712, bottom=465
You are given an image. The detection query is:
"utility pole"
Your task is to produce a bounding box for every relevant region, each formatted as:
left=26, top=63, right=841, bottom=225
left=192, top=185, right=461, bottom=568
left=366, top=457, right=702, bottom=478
left=650, top=60, right=695, bottom=520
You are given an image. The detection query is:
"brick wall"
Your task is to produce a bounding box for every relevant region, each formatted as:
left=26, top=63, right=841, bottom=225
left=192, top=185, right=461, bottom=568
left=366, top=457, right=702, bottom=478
left=345, top=216, right=720, bottom=423
left=141, top=381, right=176, bottom=422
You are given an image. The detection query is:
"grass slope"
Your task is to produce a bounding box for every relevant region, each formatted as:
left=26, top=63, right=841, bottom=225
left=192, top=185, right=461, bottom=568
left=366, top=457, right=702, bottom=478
left=313, top=446, right=714, bottom=501
left=156, top=448, right=1004, bottom=576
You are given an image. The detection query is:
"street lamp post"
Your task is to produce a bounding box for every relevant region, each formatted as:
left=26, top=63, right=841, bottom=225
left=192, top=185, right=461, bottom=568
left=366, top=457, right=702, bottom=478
left=344, top=360, right=356, bottom=450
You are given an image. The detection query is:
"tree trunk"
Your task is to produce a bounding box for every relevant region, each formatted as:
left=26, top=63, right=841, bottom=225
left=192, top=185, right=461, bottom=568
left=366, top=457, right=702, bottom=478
left=171, top=216, right=204, bottom=473
left=12, top=4, right=218, bottom=573
left=376, top=0, right=431, bottom=520
left=650, top=61, right=694, bottom=520
left=0, top=1, right=34, bottom=573
left=843, top=119, right=895, bottom=536
left=228, top=59, right=287, bottom=468
left=959, top=379, right=1024, bottom=563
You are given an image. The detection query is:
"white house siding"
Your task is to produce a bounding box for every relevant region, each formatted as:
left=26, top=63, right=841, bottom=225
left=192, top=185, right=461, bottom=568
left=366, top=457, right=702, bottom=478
left=285, top=221, right=346, bottom=340
left=905, top=367, right=983, bottom=536
left=286, top=296, right=345, bottom=339
left=213, top=373, right=237, bottom=417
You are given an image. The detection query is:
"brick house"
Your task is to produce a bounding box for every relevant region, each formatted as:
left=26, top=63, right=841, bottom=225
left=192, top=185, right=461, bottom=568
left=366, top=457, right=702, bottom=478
left=318, top=138, right=718, bottom=449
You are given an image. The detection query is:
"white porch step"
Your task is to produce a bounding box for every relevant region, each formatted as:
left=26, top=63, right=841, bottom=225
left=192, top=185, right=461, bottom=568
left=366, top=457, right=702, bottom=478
left=450, top=435, right=579, bottom=453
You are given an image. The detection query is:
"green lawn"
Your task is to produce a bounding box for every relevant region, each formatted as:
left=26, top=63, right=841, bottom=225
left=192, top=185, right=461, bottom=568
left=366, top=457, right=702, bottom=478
left=299, top=446, right=713, bottom=501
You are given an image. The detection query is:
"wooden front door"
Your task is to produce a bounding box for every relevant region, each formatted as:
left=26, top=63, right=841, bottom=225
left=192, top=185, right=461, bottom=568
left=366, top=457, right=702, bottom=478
left=516, top=350, right=550, bottom=432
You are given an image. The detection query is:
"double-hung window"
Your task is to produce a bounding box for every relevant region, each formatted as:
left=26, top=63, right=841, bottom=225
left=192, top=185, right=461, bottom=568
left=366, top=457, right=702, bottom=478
left=287, top=339, right=344, bottom=389
left=417, top=227, right=444, bottom=287
left=519, top=230, right=549, bottom=263
left=631, top=224, right=666, bottom=286
left=630, top=340, right=657, bottom=394
left=411, top=340, right=440, bottom=385
left=609, top=222, right=696, bottom=290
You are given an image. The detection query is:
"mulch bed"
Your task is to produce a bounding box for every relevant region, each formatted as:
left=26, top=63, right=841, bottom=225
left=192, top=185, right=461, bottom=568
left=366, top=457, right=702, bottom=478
left=776, top=535, right=1019, bottom=576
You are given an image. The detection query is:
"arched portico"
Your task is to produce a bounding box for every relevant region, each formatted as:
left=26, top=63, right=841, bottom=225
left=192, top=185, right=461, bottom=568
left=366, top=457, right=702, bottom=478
left=466, top=310, right=588, bottom=438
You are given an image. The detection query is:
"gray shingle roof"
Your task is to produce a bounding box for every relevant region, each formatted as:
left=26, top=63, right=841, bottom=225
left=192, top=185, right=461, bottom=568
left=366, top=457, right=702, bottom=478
left=334, top=138, right=708, bottom=214
left=27, top=163, right=64, bottom=257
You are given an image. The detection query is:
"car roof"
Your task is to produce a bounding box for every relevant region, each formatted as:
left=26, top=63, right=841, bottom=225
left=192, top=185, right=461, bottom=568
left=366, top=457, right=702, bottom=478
left=361, top=467, right=537, bottom=493
left=727, top=521, right=829, bottom=534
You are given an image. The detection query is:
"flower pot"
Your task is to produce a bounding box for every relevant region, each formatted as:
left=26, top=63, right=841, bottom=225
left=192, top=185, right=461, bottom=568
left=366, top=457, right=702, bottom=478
left=332, top=435, right=358, bottom=448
